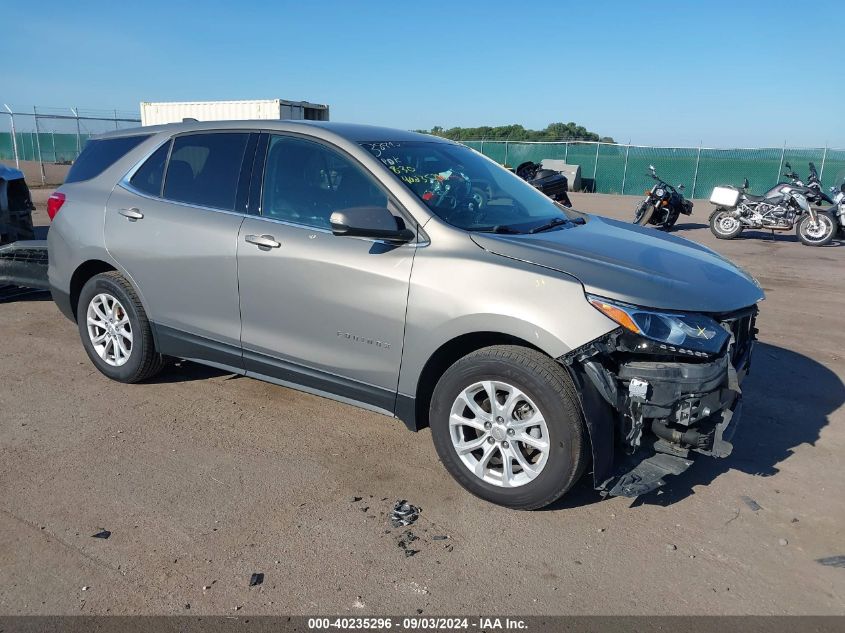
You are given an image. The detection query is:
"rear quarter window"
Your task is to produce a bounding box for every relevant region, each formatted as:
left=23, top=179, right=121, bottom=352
left=65, top=135, right=150, bottom=183
left=129, top=141, right=171, bottom=197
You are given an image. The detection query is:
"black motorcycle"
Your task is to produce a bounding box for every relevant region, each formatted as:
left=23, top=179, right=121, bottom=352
left=708, top=162, right=837, bottom=246
left=633, top=165, right=693, bottom=230
left=515, top=161, right=572, bottom=207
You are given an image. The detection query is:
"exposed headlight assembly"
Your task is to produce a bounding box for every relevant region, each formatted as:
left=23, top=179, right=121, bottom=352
left=587, top=295, right=729, bottom=357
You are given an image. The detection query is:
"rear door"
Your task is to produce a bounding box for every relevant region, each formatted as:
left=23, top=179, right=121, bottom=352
left=236, top=134, right=417, bottom=412
left=105, top=131, right=257, bottom=368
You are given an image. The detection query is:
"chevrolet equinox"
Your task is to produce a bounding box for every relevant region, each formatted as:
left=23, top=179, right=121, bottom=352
left=47, top=121, right=764, bottom=509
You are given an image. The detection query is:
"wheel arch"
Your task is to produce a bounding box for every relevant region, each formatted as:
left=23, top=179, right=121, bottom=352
left=69, top=260, right=118, bottom=321
left=405, top=331, right=545, bottom=431
left=69, top=260, right=153, bottom=332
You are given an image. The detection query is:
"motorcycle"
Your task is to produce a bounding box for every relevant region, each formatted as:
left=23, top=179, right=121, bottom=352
left=783, top=161, right=833, bottom=206
left=708, top=162, right=837, bottom=246
left=632, top=165, right=693, bottom=230
left=515, top=161, right=572, bottom=207
left=828, top=179, right=845, bottom=234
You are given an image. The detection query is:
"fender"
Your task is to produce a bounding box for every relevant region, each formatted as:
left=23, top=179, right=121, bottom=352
left=565, top=362, right=617, bottom=490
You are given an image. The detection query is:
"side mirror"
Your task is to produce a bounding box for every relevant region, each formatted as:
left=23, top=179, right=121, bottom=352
left=648, top=164, right=655, bottom=171
left=330, top=206, right=415, bottom=243
left=678, top=184, right=686, bottom=191
left=743, top=178, right=749, bottom=189
left=785, top=162, right=792, bottom=170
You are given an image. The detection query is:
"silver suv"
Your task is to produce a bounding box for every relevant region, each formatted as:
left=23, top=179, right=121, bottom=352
left=48, top=121, right=763, bottom=509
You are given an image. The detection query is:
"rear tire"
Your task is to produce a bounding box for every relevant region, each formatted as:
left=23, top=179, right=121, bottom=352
left=709, top=208, right=743, bottom=239
left=797, top=212, right=835, bottom=246
left=661, top=208, right=681, bottom=231
left=634, top=200, right=655, bottom=226
left=77, top=271, right=166, bottom=383
left=429, top=345, right=588, bottom=510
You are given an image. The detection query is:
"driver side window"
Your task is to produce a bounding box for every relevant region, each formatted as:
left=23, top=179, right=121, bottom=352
left=262, top=135, right=387, bottom=229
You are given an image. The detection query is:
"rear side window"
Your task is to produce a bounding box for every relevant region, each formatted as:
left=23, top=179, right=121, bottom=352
left=129, top=141, right=171, bottom=197
left=65, top=135, right=150, bottom=183
left=163, top=133, right=250, bottom=210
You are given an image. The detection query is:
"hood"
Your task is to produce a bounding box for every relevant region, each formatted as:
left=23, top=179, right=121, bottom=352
left=470, top=215, right=764, bottom=314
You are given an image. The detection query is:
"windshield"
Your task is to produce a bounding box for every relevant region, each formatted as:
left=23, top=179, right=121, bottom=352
left=360, top=141, right=581, bottom=233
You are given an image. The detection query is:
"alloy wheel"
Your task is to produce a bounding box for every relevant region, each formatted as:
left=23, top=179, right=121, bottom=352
left=86, top=293, right=133, bottom=367
left=449, top=380, right=550, bottom=487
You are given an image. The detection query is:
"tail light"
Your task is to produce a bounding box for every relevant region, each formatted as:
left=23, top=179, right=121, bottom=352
left=47, top=192, right=66, bottom=220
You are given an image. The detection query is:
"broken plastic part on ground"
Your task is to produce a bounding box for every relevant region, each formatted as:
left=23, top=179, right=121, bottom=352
left=390, top=500, right=420, bottom=528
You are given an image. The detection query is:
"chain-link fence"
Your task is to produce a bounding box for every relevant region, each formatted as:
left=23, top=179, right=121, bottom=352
left=0, top=105, right=141, bottom=185
left=462, top=140, right=845, bottom=198
left=4, top=108, right=844, bottom=196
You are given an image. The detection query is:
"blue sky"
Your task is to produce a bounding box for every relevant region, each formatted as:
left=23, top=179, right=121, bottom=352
left=3, top=0, right=843, bottom=147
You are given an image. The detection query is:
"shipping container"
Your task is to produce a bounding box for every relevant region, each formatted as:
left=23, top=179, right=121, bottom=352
left=139, top=99, right=330, bottom=126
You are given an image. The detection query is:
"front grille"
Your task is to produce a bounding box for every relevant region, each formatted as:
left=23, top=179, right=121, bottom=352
left=718, top=307, right=757, bottom=368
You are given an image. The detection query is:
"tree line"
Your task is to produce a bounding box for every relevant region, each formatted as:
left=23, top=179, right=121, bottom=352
left=416, top=122, right=614, bottom=143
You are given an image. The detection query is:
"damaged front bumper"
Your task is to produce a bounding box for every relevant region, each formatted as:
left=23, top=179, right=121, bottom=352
left=561, top=306, right=757, bottom=498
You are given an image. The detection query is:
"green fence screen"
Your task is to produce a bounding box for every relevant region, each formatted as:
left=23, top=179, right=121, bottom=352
left=0, top=132, right=96, bottom=164
left=461, top=141, right=845, bottom=198
left=3, top=133, right=844, bottom=198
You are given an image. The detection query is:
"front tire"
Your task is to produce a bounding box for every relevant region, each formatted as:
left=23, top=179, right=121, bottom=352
left=709, top=208, right=743, bottom=239
left=77, top=271, right=166, bottom=383
left=797, top=212, right=835, bottom=246
left=429, top=345, right=588, bottom=510
left=634, top=200, right=655, bottom=226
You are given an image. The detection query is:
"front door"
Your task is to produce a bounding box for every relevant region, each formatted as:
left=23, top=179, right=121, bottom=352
left=105, top=131, right=254, bottom=368
left=237, top=134, right=417, bottom=413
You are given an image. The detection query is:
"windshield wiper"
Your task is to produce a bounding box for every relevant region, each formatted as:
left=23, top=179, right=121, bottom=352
left=529, top=217, right=570, bottom=234
left=475, top=225, right=524, bottom=234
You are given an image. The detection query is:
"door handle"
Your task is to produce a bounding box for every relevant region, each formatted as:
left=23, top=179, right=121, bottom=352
left=245, top=234, right=281, bottom=249
left=118, top=207, right=144, bottom=220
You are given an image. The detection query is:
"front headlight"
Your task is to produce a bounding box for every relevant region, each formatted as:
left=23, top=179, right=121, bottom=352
left=587, top=295, right=729, bottom=357
left=654, top=188, right=665, bottom=197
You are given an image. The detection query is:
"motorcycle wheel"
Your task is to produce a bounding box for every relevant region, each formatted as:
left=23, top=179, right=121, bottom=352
left=709, top=208, right=743, bottom=239
left=659, top=209, right=681, bottom=231
left=796, top=212, right=836, bottom=247
left=634, top=201, right=655, bottom=226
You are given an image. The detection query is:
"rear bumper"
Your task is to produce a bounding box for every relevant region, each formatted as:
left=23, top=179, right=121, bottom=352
left=51, top=286, right=75, bottom=321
